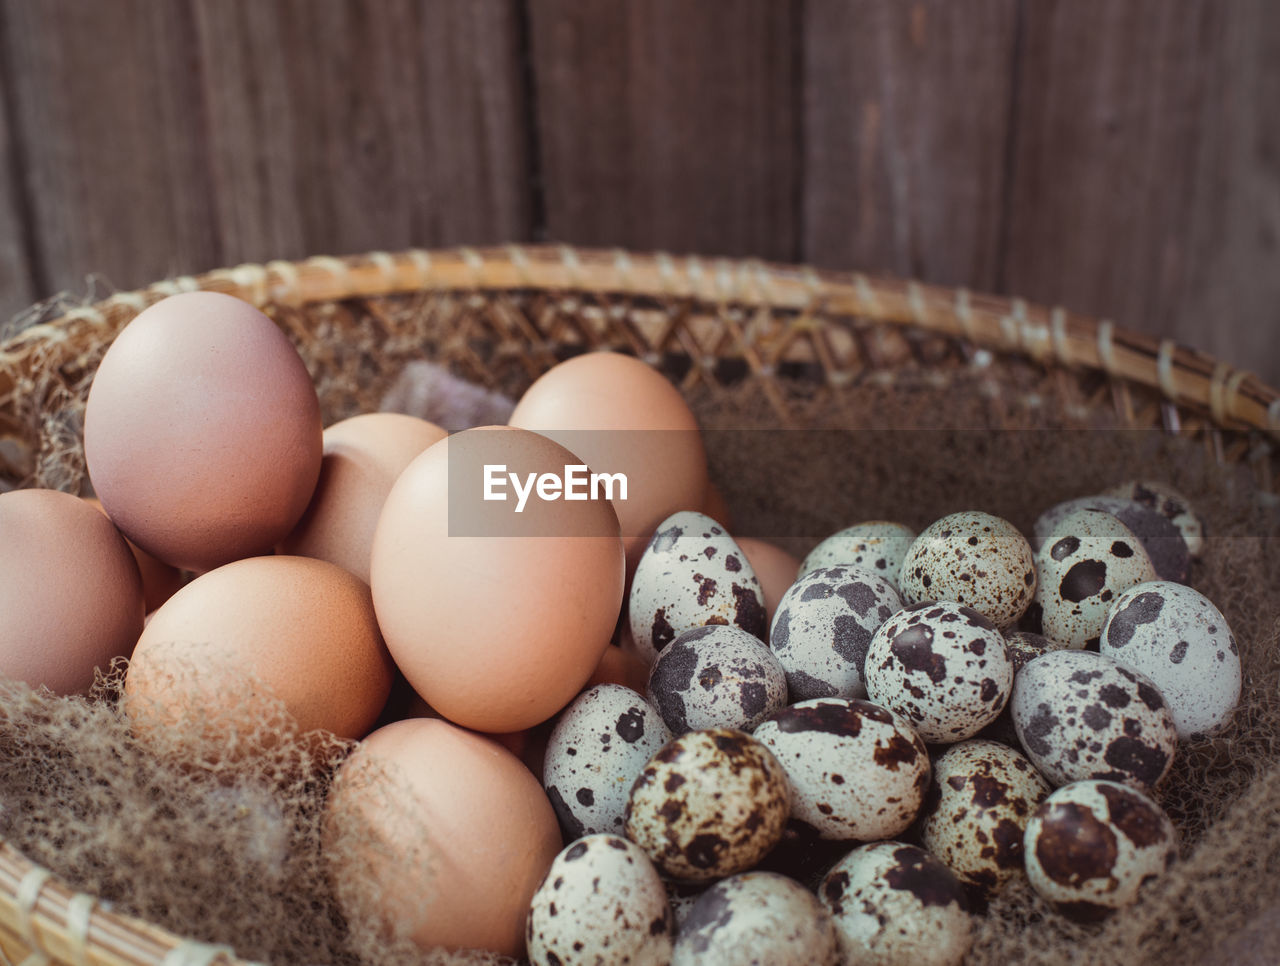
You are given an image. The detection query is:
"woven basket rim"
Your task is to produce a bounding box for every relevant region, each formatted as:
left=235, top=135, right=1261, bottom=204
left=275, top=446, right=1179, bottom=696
left=1, top=244, right=1278, bottom=966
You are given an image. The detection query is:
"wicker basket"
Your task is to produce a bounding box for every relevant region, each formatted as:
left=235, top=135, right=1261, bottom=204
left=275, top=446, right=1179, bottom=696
left=1, top=245, right=1278, bottom=966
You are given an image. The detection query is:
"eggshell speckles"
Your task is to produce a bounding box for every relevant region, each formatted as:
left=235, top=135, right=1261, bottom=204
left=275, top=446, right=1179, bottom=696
left=819, top=842, right=971, bottom=966
left=864, top=602, right=1013, bottom=744
left=899, top=511, right=1036, bottom=628
left=1024, top=779, right=1176, bottom=919
left=673, top=872, right=837, bottom=966
left=543, top=684, right=673, bottom=839
left=769, top=566, right=902, bottom=701
left=629, top=511, right=768, bottom=666
left=1033, top=510, right=1158, bottom=648
left=917, top=740, right=1050, bottom=896
left=625, top=728, right=789, bottom=882
left=1031, top=496, right=1189, bottom=585
left=647, top=625, right=787, bottom=735
left=1101, top=582, right=1240, bottom=738
left=754, top=698, right=929, bottom=841
left=1102, top=480, right=1204, bottom=558
left=526, top=834, right=673, bottom=966
left=1011, top=650, right=1177, bottom=791
left=799, top=522, right=916, bottom=585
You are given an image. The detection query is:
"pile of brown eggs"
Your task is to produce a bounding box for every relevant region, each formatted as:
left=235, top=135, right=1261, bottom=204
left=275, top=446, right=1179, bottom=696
left=0, top=291, right=1238, bottom=965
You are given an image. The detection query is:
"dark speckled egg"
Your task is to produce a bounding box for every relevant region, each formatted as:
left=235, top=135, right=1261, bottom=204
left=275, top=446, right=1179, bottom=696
left=1024, top=779, right=1176, bottom=919
left=917, top=739, right=1050, bottom=897
left=1101, top=480, right=1204, bottom=558
left=1032, top=496, right=1190, bottom=585
left=1011, top=649, right=1177, bottom=791
left=646, top=624, right=787, bottom=735
left=818, top=842, right=971, bottom=966
left=769, top=566, right=902, bottom=701
left=624, top=728, right=789, bottom=882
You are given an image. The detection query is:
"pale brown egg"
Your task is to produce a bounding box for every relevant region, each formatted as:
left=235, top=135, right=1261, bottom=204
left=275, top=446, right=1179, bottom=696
left=508, top=352, right=708, bottom=572
left=125, top=555, right=393, bottom=750
left=738, top=537, right=802, bottom=623
left=84, top=291, right=323, bottom=572
left=326, top=717, right=561, bottom=957
left=370, top=426, right=624, bottom=733
left=703, top=480, right=733, bottom=529
left=280, top=412, right=447, bottom=582
left=85, top=496, right=185, bottom=612
left=0, top=489, right=144, bottom=695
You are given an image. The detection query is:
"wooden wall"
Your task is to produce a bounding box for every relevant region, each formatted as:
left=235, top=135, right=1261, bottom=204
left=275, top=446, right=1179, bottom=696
left=0, top=0, right=1276, bottom=382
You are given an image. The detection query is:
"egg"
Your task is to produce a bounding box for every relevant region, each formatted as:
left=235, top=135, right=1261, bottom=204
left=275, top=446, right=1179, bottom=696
left=1032, top=496, right=1189, bottom=584
left=1100, top=581, right=1240, bottom=738
left=917, top=739, right=1050, bottom=896
left=1033, top=510, right=1159, bottom=648
left=1011, top=649, right=1177, bottom=791
left=84, top=291, right=323, bottom=572
left=768, top=565, right=902, bottom=701
left=798, top=521, right=916, bottom=585
left=370, top=426, right=624, bottom=733
left=585, top=643, right=652, bottom=694
left=898, top=511, right=1036, bottom=628
left=125, top=555, right=393, bottom=749
left=818, top=842, right=971, bottom=966
left=543, top=684, right=673, bottom=839
left=1024, top=779, right=1176, bottom=919
left=1101, top=480, right=1204, bottom=558
left=674, top=872, right=838, bottom=965
left=85, top=496, right=184, bottom=612
left=526, top=834, right=673, bottom=966
left=509, top=351, right=709, bottom=571
left=864, top=602, right=1013, bottom=744
left=628, top=511, right=768, bottom=665
left=702, top=480, right=733, bottom=530
left=0, top=489, right=144, bottom=695
left=625, top=728, right=789, bottom=881
left=753, top=698, right=930, bottom=841
left=737, top=536, right=800, bottom=623
left=280, top=412, right=446, bottom=582
left=326, top=717, right=561, bottom=957
left=646, top=624, right=788, bottom=735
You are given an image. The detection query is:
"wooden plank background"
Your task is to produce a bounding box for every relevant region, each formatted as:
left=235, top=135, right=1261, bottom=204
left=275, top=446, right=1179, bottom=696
left=0, top=0, right=1275, bottom=382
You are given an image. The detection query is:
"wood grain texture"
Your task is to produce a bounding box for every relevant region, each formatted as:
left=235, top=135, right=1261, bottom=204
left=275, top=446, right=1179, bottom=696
left=0, top=0, right=219, bottom=304
left=193, top=0, right=529, bottom=266
left=529, top=0, right=799, bottom=260
left=803, top=0, right=1019, bottom=289
left=1003, top=0, right=1280, bottom=381
left=0, top=52, right=34, bottom=323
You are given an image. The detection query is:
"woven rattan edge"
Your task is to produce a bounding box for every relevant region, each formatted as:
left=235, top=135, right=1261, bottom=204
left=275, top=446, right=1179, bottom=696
left=2, top=246, right=1277, bottom=440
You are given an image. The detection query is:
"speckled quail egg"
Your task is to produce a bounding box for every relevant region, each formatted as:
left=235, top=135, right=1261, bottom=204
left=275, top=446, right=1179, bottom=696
left=1032, top=496, right=1189, bottom=585
left=818, top=842, right=971, bottom=966
left=798, top=521, right=917, bottom=586
left=1101, top=581, right=1240, bottom=738
left=1102, top=480, right=1204, bottom=558
left=646, top=625, right=787, bottom=735
left=917, top=739, right=1050, bottom=896
left=753, top=698, right=929, bottom=841
left=978, top=631, right=1081, bottom=748
left=769, top=566, right=902, bottom=701
left=864, top=602, right=1013, bottom=744
left=898, top=512, right=1037, bottom=628
left=625, top=728, right=789, bottom=881
left=544, top=684, right=673, bottom=839
left=673, top=872, right=837, bottom=966
left=1012, top=649, right=1177, bottom=791
left=629, top=511, right=768, bottom=665
left=1034, top=510, right=1158, bottom=648
left=1024, top=779, right=1176, bottom=919
left=526, top=834, right=673, bottom=966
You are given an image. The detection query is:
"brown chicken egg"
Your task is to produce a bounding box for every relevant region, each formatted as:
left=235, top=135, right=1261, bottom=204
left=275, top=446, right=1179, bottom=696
left=325, top=717, right=561, bottom=958
left=0, top=489, right=144, bottom=694
left=738, top=536, right=802, bottom=623
left=125, top=555, right=393, bottom=751
left=280, top=412, right=447, bottom=582
left=370, top=426, right=625, bottom=733
left=84, top=291, right=323, bottom=572
left=508, top=351, right=708, bottom=572
left=85, top=496, right=185, bottom=611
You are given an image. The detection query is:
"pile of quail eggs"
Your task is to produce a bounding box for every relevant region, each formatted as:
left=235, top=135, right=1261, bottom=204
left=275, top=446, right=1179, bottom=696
left=527, top=480, right=1237, bottom=965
